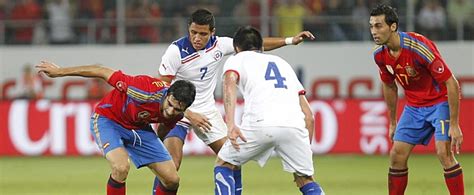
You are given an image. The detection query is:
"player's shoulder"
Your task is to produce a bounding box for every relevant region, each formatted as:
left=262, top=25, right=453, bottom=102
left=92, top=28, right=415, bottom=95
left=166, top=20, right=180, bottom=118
left=372, top=45, right=384, bottom=56
left=401, top=32, right=436, bottom=62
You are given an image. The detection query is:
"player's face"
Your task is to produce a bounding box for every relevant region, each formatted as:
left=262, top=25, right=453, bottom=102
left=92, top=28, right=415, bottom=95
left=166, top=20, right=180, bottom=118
left=369, top=15, right=394, bottom=45
left=161, top=95, right=186, bottom=119
left=188, top=22, right=215, bottom=50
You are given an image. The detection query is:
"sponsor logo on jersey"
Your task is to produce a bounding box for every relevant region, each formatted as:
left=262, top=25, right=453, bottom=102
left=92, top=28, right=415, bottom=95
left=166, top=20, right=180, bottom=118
left=385, top=65, right=394, bottom=75
left=213, top=50, right=223, bottom=61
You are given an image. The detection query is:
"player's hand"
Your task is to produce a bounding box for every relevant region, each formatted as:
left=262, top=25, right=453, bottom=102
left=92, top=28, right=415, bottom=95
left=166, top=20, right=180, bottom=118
left=185, top=110, right=212, bottom=132
left=227, top=124, right=247, bottom=151
left=291, top=31, right=315, bottom=45
left=449, top=125, right=463, bottom=155
left=388, top=123, right=396, bottom=143
left=35, top=60, right=62, bottom=78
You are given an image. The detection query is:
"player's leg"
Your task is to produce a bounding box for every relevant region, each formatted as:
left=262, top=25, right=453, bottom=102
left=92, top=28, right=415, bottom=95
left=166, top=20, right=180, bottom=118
left=429, top=102, right=464, bottom=195
left=90, top=113, right=130, bottom=195
left=294, top=175, right=324, bottom=195
left=272, top=126, right=324, bottom=195
left=388, top=141, right=414, bottom=195
left=389, top=105, right=428, bottom=195
left=214, top=159, right=238, bottom=195
left=152, top=123, right=188, bottom=194
left=148, top=160, right=180, bottom=195
left=123, top=127, right=179, bottom=195
left=105, top=148, right=130, bottom=195
left=197, top=110, right=245, bottom=194
left=214, top=127, right=272, bottom=195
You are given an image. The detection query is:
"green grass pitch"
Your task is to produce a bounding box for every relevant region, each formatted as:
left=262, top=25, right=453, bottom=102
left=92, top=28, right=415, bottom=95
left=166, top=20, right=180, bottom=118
left=1, top=154, right=472, bottom=195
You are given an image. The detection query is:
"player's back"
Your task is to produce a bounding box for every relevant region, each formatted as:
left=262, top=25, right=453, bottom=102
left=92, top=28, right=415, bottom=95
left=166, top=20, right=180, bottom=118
left=225, top=51, right=305, bottom=130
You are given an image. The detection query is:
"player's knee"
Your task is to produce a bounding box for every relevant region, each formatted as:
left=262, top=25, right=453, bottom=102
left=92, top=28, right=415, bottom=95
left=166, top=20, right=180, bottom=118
left=111, top=163, right=130, bottom=178
left=161, top=174, right=180, bottom=190
left=389, top=148, right=408, bottom=166
left=436, top=148, right=456, bottom=167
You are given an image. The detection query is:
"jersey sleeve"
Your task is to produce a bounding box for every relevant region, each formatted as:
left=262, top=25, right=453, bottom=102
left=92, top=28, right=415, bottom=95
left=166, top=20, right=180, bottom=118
left=159, top=44, right=181, bottom=76
left=222, top=55, right=242, bottom=81
left=412, top=35, right=453, bottom=83
left=218, top=36, right=235, bottom=56
left=373, top=50, right=395, bottom=84
left=107, top=70, right=167, bottom=100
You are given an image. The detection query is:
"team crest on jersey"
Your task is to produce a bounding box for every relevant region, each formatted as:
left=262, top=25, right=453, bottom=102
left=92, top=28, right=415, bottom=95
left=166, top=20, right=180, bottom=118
left=213, top=50, right=223, bottom=61
left=137, top=111, right=151, bottom=119
left=385, top=65, right=394, bottom=75
left=405, top=66, right=418, bottom=77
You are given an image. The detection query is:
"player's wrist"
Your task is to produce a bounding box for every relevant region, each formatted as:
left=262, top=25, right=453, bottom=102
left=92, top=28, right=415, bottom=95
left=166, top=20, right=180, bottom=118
left=285, top=37, right=293, bottom=45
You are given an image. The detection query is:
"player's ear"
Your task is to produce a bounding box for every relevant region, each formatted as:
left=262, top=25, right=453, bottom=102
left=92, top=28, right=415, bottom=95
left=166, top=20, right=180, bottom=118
left=211, top=28, right=216, bottom=36
left=390, top=23, right=397, bottom=32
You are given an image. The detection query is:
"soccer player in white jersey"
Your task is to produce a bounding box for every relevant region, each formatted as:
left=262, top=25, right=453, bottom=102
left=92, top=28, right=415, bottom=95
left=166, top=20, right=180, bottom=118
left=214, top=26, right=324, bottom=195
left=153, top=9, right=315, bottom=194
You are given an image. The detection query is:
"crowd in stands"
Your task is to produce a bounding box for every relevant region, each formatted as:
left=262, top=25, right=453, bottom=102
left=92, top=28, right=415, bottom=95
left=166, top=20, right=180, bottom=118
left=0, top=0, right=472, bottom=44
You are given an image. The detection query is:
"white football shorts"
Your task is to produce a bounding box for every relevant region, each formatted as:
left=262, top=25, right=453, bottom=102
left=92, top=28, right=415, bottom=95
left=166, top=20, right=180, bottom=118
left=183, top=109, right=227, bottom=145
left=218, top=126, right=314, bottom=176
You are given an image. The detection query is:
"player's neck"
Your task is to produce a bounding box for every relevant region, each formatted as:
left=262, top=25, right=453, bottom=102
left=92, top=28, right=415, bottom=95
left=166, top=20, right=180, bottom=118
left=386, top=32, right=401, bottom=52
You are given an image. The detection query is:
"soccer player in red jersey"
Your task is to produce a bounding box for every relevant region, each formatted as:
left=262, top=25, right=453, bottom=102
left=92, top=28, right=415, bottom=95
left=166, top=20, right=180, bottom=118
left=369, top=4, right=464, bottom=195
left=36, top=61, right=196, bottom=195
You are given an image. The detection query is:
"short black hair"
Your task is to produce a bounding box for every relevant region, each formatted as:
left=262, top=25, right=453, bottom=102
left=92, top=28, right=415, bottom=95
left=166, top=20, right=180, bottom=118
left=168, top=80, right=196, bottom=108
left=188, top=9, right=215, bottom=31
left=370, top=4, right=399, bottom=31
left=233, top=26, right=263, bottom=52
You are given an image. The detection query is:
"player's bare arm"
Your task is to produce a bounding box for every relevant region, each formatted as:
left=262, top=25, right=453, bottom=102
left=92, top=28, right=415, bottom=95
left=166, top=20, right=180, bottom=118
left=445, top=75, right=463, bottom=154
left=36, top=60, right=114, bottom=81
left=382, top=81, right=398, bottom=141
left=262, top=31, right=315, bottom=51
left=299, top=94, right=314, bottom=144
left=223, top=70, right=247, bottom=150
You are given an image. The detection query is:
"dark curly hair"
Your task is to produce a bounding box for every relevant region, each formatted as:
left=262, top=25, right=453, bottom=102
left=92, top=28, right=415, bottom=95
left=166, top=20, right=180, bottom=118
left=168, top=80, right=196, bottom=108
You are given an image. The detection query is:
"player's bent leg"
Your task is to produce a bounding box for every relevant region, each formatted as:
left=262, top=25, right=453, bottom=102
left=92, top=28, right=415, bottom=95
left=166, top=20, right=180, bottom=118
left=435, top=141, right=464, bottom=195
left=214, top=159, right=237, bottom=195
left=148, top=160, right=180, bottom=195
left=106, top=147, right=131, bottom=182
left=152, top=126, right=187, bottom=195
left=208, top=137, right=226, bottom=154
left=105, top=147, right=130, bottom=195
left=389, top=141, right=414, bottom=169
left=388, top=141, right=414, bottom=195
left=294, top=174, right=324, bottom=195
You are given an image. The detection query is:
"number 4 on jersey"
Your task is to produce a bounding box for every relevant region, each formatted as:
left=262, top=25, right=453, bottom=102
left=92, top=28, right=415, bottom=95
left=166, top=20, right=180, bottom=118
left=265, top=62, right=287, bottom=89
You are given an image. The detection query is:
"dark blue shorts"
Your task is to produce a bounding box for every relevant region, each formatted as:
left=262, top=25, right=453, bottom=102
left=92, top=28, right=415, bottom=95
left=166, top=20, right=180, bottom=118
left=90, top=113, right=171, bottom=168
left=394, top=101, right=450, bottom=145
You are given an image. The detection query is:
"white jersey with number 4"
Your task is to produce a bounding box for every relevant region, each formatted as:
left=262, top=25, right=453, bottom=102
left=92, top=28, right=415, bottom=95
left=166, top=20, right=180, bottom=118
left=159, top=36, right=234, bottom=112
left=222, top=51, right=306, bottom=130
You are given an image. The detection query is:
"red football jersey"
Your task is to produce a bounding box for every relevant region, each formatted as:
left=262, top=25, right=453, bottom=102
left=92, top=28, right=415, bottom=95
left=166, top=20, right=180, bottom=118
left=373, top=32, right=453, bottom=107
left=95, top=71, right=182, bottom=130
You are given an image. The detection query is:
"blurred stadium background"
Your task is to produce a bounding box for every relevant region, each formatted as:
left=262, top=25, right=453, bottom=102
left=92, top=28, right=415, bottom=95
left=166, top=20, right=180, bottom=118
left=0, top=0, right=473, bottom=194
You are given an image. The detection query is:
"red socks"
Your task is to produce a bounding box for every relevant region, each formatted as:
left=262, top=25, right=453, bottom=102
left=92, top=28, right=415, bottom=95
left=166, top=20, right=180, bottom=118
left=444, top=164, right=464, bottom=195
left=388, top=168, right=408, bottom=195
left=155, top=184, right=177, bottom=195
left=107, top=175, right=126, bottom=195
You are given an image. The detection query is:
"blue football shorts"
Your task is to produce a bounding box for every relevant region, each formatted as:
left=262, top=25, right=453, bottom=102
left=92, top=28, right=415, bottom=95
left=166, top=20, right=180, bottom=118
left=90, top=113, right=171, bottom=168
left=394, top=101, right=451, bottom=145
